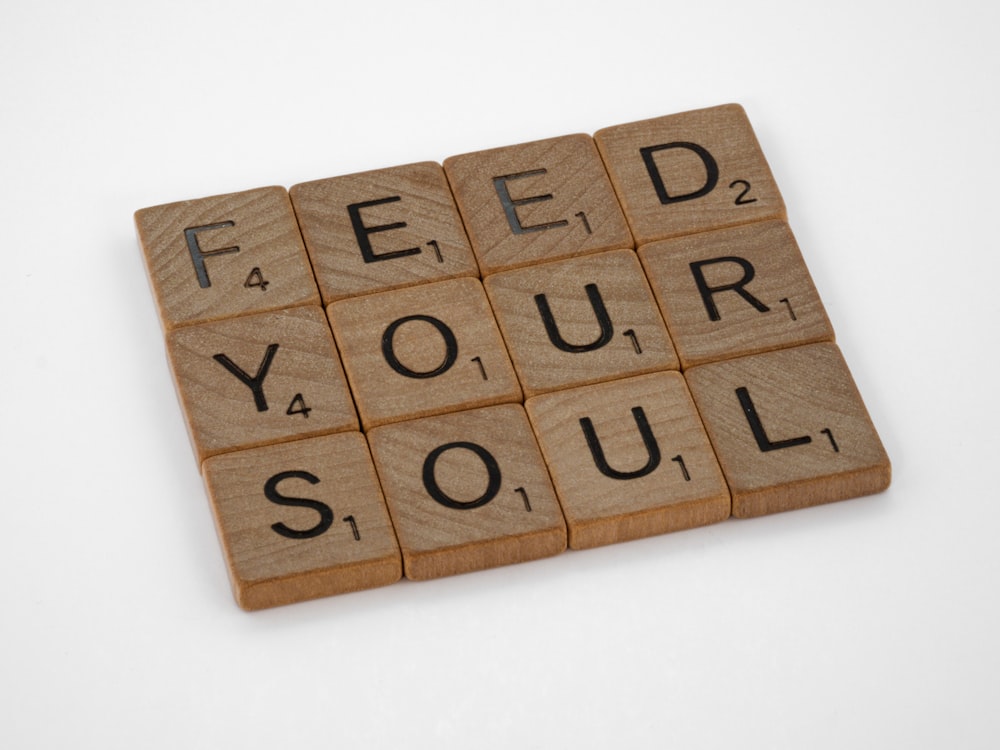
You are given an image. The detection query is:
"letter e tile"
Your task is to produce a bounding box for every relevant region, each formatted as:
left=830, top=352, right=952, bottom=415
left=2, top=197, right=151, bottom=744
left=135, top=186, right=320, bottom=329
left=290, top=162, right=479, bottom=304
left=202, top=432, right=402, bottom=610
left=685, top=343, right=891, bottom=518
left=595, top=104, right=785, bottom=245
left=166, top=306, right=358, bottom=462
left=639, top=220, right=834, bottom=368
left=526, top=372, right=730, bottom=549
left=367, top=404, right=566, bottom=580
left=444, top=134, right=633, bottom=274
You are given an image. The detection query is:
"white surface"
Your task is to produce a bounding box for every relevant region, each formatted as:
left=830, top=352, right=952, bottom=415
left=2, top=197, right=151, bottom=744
left=3, top=1, right=997, bottom=747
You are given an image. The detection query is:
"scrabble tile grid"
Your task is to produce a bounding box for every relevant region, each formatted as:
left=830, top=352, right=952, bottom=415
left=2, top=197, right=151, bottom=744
left=135, top=103, right=891, bottom=610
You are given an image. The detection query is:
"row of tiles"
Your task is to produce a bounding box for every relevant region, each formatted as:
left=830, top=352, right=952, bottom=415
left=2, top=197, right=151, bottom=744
left=136, top=103, right=788, bottom=331
left=203, top=343, right=890, bottom=610
left=169, top=228, right=834, bottom=464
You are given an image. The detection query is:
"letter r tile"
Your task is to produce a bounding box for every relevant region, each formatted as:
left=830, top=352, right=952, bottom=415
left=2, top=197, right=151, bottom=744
left=135, top=186, right=320, bottom=329
left=327, top=277, right=522, bottom=430
left=685, top=343, right=891, bottom=518
left=290, top=162, right=480, bottom=304
left=202, top=432, right=402, bottom=610
left=444, top=134, right=633, bottom=274
left=594, top=104, right=786, bottom=245
left=639, top=220, right=834, bottom=368
left=366, top=404, right=566, bottom=580
left=525, top=372, right=730, bottom=549
left=166, top=305, right=358, bottom=463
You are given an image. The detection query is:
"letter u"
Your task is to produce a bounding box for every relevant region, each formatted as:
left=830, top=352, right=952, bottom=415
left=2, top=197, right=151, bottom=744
left=534, top=283, right=614, bottom=353
left=579, top=406, right=662, bottom=480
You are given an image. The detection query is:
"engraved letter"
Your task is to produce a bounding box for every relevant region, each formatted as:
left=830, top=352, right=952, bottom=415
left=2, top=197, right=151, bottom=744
left=736, top=387, right=812, bottom=452
left=493, top=169, right=570, bottom=235
left=213, top=343, right=279, bottom=412
left=184, top=222, right=240, bottom=288
left=422, top=441, right=502, bottom=510
left=580, top=406, right=662, bottom=480
left=535, top=283, right=614, bottom=353
left=381, top=315, right=458, bottom=379
left=640, top=142, right=719, bottom=205
left=689, top=256, right=770, bottom=321
left=347, top=196, right=422, bottom=263
left=264, top=470, right=334, bottom=539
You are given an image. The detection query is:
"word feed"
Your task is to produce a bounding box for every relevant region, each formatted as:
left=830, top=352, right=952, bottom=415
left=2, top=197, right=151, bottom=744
left=136, top=103, right=891, bottom=611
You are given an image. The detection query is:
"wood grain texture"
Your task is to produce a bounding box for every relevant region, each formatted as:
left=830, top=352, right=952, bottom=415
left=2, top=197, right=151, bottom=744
left=684, top=343, right=890, bottom=518
left=166, top=305, right=358, bottom=462
left=484, top=249, right=679, bottom=397
left=367, top=404, right=566, bottom=580
left=594, top=104, right=785, bottom=246
left=135, top=186, right=320, bottom=329
left=202, top=432, right=401, bottom=610
left=526, top=372, right=730, bottom=549
left=444, top=134, right=633, bottom=274
left=639, top=220, right=834, bottom=368
left=289, top=162, right=479, bottom=304
left=327, top=277, right=522, bottom=429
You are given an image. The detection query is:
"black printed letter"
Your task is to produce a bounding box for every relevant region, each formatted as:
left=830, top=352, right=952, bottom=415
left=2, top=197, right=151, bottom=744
left=689, top=256, right=770, bottom=321
left=534, top=283, right=614, bottom=353
left=493, top=169, right=570, bottom=234
left=213, top=343, right=279, bottom=412
left=422, top=441, right=502, bottom=510
left=184, top=222, right=240, bottom=288
left=347, top=196, right=422, bottom=263
left=640, top=142, right=719, bottom=205
left=736, top=387, right=812, bottom=453
left=381, top=315, right=458, bottom=379
left=580, top=406, right=662, bottom=480
left=264, top=470, right=334, bottom=539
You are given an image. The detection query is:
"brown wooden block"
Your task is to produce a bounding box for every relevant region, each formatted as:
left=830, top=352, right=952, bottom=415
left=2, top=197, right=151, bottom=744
left=684, top=343, right=890, bottom=518
left=525, top=372, right=730, bottom=549
left=484, top=249, right=679, bottom=397
left=639, top=220, right=834, bottom=369
left=135, top=186, right=320, bottom=329
left=443, top=134, right=633, bottom=275
left=202, top=432, right=402, bottom=610
left=166, top=305, right=358, bottom=463
left=327, top=277, right=521, bottom=429
left=366, top=404, right=566, bottom=580
left=289, top=162, right=479, bottom=304
left=594, top=104, right=785, bottom=246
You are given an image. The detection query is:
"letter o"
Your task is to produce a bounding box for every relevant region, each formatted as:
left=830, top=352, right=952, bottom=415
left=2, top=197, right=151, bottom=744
left=381, top=314, right=458, bottom=379
left=422, top=441, right=502, bottom=510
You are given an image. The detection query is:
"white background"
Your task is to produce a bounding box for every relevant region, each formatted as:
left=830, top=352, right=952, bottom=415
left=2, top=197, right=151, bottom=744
left=3, top=1, right=997, bottom=747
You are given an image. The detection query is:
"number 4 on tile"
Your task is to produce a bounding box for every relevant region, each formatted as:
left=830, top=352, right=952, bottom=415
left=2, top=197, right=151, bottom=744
left=244, top=267, right=269, bottom=291
left=286, top=393, right=311, bottom=418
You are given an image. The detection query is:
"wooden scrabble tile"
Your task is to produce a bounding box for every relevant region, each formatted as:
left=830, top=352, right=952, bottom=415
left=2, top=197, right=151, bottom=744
left=135, top=186, right=320, bottom=329
left=327, top=277, right=521, bottom=429
left=684, top=343, right=890, bottom=518
left=289, top=162, right=480, bottom=304
left=484, top=249, right=679, bottom=397
left=526, top=372, right=730, bottom=549
left=202, top=432, right=402, bottom=610
left=443, top=133, right=633, bottom=274
left=166, top=305, right=358, bottom=462
left=366, top=404, right=566, bottom=580
left=594, top=104, right=785, bottom=246
left=639, top=220, right=834, bottom=369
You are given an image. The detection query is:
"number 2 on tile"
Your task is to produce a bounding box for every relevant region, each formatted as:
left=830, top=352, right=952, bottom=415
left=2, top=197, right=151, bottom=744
left=729, top=180, right=757, bottom=205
